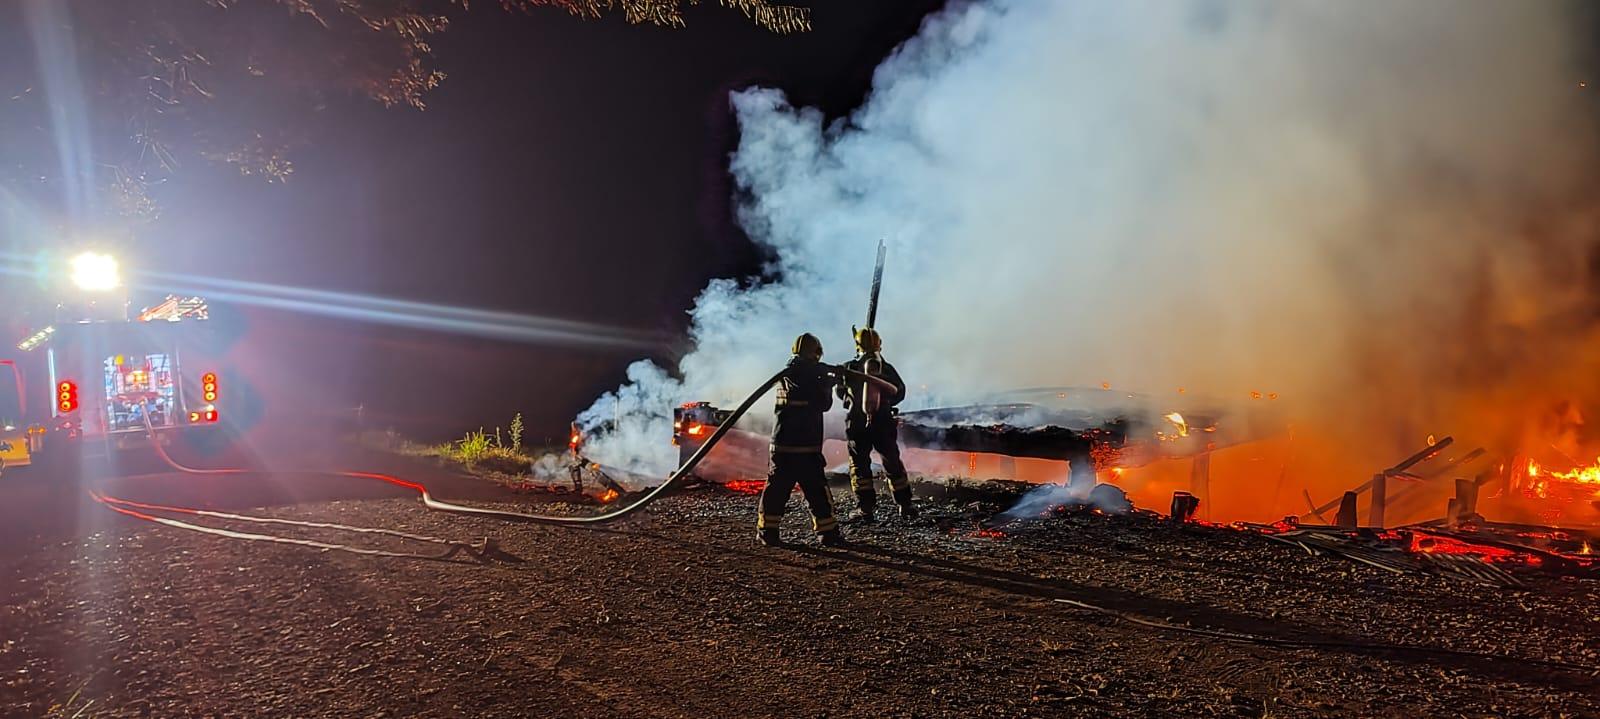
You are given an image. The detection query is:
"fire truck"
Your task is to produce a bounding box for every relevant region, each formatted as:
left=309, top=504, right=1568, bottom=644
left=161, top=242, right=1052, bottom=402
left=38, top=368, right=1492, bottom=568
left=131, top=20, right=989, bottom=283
left=672, top=401, right=734, bottom=467
left=0, top=252, right=227, bottom=473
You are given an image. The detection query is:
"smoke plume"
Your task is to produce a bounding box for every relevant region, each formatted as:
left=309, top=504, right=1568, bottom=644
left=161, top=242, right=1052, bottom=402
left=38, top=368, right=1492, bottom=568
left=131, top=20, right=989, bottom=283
left=578, top=0, right=1600, bottom=485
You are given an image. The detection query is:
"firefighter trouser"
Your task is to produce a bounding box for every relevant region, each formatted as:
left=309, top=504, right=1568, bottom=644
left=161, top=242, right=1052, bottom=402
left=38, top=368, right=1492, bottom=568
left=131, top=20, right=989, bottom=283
left=846, top=417, right=911, bottom=510
left=758, top=450, right=839, bottom=535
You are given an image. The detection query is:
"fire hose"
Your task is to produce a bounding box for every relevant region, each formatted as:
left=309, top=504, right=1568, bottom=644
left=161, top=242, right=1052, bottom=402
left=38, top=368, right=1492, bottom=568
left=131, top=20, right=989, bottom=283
left=95, top=363, right=894, bottom=542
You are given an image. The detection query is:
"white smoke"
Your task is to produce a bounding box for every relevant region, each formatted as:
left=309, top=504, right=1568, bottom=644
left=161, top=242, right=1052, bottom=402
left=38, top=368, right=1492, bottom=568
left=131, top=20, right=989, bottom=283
left=1001, top=480, right=1133, bottom=522
left=577, top=0, right=1600, bottom=481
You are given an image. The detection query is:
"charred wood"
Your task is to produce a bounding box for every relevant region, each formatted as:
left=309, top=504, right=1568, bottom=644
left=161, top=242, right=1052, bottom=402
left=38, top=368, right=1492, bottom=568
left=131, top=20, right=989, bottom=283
left=1370, top=472, right=1388, bottom=528
left=1335, top=492, right=1359, bottom=528
left=896, top=421, right=1126, bottom=461
left=1170, top=491, right=1200, bottom=523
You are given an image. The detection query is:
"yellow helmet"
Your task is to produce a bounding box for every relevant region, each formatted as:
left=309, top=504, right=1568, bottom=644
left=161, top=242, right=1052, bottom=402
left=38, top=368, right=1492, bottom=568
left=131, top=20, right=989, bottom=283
left=854, top=326, right=882, bottom=354
left=792, top=332, right=823, bottom=358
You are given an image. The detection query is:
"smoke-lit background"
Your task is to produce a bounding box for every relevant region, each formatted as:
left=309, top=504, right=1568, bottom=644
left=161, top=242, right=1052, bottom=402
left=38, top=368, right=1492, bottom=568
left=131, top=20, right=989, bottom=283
left=2, top=0, right=947, bottom=445
left=577, top=0, right=1600, bottom=482
left=5, top=0, right=1599, bottom=499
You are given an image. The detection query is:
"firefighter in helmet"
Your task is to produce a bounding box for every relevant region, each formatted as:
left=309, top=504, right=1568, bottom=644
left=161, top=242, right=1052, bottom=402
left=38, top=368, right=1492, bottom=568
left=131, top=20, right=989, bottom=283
left=758, top=332, right=846, bottom=547
left=838, top=326, right=915, bottom=521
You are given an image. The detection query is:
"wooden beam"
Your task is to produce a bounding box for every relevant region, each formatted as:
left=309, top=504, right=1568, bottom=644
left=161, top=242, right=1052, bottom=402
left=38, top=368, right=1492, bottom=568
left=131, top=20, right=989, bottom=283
left=1369, top=472, right=1387, bottom=527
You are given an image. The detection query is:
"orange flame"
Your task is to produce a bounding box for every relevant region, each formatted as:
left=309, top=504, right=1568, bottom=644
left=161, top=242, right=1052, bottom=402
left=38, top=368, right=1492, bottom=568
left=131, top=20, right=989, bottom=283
left=1545, top=457, right=1600, bottom=486
left=599, top=489, right=619, bottom=503
left=1160, top=412, right=1188, bottom=440
left=1528, top=458, right=1600, bottom=487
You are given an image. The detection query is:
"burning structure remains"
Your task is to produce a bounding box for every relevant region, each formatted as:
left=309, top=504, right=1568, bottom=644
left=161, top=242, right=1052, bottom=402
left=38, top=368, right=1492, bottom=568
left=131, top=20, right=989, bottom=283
left=553, top=0, right=1600, bottom=553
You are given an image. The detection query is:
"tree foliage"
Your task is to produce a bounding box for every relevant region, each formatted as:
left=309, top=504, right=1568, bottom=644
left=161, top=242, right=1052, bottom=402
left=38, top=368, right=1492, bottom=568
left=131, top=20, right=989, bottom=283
left=0, top=0, right=809, bottom=224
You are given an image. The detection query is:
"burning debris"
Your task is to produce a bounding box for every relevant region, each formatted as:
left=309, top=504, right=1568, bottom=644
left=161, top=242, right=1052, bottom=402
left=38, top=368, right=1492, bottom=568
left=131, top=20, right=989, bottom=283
left=721, top=479, right=766, bottom=495
left=971, top=526, right=1007, bottom=540
left=1253, top=522, right=1598, bottom=588
left=1521, top=458, right=1600, bottom=518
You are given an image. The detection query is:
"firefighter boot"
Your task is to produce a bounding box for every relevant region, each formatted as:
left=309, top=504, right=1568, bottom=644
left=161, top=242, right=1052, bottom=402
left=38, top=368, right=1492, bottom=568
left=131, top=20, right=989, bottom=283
left=891, top=483, right=919, bottom=520
left=818, top=529, right=848, bottom=547
left=847, top=497, right=876, bottom=524
left=757, top=529, right=783, bottom=547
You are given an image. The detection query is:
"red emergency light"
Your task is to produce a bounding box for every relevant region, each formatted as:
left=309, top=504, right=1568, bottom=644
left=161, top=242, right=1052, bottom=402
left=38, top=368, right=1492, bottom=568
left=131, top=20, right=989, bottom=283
left=57, top=380, right=78, bottom=413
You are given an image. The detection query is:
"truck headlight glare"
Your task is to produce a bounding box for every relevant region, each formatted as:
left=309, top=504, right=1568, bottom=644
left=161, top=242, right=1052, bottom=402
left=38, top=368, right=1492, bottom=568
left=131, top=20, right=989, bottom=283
left=70, top=252, right=121, bottom=292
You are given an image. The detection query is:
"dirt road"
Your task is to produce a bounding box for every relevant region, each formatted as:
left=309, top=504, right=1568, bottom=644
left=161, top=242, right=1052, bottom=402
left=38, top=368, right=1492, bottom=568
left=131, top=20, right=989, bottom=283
left=1, top=459, right=1596, bottom=717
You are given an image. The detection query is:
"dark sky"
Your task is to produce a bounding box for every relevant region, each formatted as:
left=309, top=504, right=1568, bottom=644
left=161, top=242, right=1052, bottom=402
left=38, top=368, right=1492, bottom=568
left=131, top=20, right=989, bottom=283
left=141, top=1, right=949, bottom=443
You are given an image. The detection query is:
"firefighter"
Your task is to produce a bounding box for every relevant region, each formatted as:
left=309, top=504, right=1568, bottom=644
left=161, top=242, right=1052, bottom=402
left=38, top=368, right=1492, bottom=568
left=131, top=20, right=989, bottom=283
left=758, top=333, right=846, bottom=547
left=839, top=326, right=916, bottom=521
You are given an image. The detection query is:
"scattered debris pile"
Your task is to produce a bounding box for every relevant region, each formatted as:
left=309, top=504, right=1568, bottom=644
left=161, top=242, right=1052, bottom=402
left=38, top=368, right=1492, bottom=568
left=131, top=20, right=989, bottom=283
left=1251, top=523, right=1598, bottom=587
left=930, top=466, right=1597, bottom=590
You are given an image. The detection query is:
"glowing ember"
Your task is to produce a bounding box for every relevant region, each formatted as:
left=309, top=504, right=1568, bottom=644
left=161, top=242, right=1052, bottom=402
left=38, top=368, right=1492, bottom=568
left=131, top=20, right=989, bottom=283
left=722, top=479, right=766, bottom=495
left=973, top=527, right=1006, bottom=539
left=599, top=489, right=620, bottom=503
left=1260, top=518, right=1298, bottom=533
left=1409, top=532, right=1541, bottom=566
left=1089, top=443, right=1124, bottom=469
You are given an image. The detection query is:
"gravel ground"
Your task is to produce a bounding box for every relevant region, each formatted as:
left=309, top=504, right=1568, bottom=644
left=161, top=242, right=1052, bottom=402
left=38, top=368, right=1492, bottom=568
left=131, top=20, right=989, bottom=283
left=1, top=462, right=1597, bottom=718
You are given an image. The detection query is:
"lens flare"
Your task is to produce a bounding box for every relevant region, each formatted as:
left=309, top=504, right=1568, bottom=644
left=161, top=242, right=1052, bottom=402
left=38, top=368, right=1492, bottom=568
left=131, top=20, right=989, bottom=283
left=137, top=271, right=670, bottom=350
left=70, top=252, right=120, bottom=291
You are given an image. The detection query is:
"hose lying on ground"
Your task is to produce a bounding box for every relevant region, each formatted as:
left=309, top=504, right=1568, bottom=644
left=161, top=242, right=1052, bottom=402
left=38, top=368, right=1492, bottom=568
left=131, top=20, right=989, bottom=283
left=97, top=492, right=477, bottom=546
left=92, top=490, right=490, bottom=562
left=97, top=368, right=787, bottom=535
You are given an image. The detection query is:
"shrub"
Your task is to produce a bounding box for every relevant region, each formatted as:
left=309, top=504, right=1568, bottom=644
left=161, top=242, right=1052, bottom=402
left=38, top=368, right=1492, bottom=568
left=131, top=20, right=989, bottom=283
left=456, top=428, right=492, bottom=464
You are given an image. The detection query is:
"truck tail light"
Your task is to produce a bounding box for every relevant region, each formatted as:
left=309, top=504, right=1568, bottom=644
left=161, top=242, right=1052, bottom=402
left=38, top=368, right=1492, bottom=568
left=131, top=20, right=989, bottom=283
left=57, top=380, right=78, bottom=413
